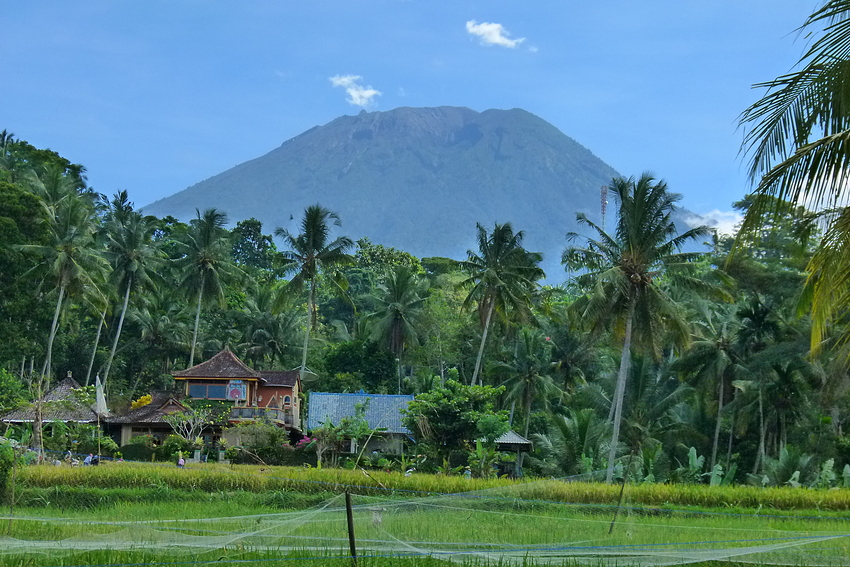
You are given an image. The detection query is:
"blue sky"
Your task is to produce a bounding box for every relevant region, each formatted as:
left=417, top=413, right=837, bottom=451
left=3, top=1, right=816, bottom=234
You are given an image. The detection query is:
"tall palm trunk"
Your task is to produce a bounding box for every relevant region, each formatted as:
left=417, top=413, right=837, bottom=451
left=710, top=377, right=725, bottom=471
left=471, top=298, right=495, bottom=386
left=517, top=390, right=533, bottom=470
left=189, top=272, right=205, bottom=367
left=606, top=297, right=635, bottom=484
left=725, top=392, right=737, bottom=470
left=396, top=345, right=405, bottom=395
left=34, top=284, right=66, bottom=455
left=85, top=309, right=106, bottom=386
left=753, top=387, right=766, bottom=474
left=102, top=275, right=132, bottom=388
left=299, top=277, right=316, bottom=382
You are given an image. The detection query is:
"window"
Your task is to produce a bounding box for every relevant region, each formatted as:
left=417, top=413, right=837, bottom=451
left=283, top=395, right=291, bottom=406
left=188, top=384, right=206, bottom=398
left=188, top=383, right=228, bottom=400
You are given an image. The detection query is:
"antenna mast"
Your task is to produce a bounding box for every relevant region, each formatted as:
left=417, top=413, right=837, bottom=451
left=600, top=185, right=608, bottom=232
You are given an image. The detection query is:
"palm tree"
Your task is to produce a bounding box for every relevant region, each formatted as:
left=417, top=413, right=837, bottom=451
left=275, top=205, right=354, bottom=381
left=130, top=284, right=192, bottom=376
left=528, top=409, right=609, bottom=477
left=673, top=303, right=744, bottom=471
left=15, top=189, right=107, bottom=452
left=101, top=197, right=161, bottom=388
left=619, top=358, right=696, bottom=462
left=494, top=328, right=561, bottom=441
left=460, top=223, right=544, bottom=386
left=238, top=282, right=300, bottom=370
left=368, top=266, right=428, bottom=393
left=563, top=173, right=713, bottom=482
left=175, top=209, right=239, bottom=367
left=739, top=1, right=850, bottom=355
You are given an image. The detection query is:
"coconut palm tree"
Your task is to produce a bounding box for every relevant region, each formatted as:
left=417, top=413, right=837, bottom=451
left=460, top=223, right=544, bottom=387
left=673, top=303, right=745, bottom=471
left=238, top=282, right=300, bottom=370
left=563, top=173, right=713, bottom=483
left=274, top=204, right=354, bottom=380
left=494, top=328, right=562, bottom=441
left=15, top=188, right=107, bottom=452
left=100, top=197, right=162, bottom=388
left=130, top=284, right=192, bottom=376
left=368, top=266, right=428, bottom=393
left=739, top=1, right=850, bottom=355
left=174, top=208, right=240, bottom=367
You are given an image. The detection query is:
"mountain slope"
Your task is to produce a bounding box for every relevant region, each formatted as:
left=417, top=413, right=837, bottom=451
left=143, top=106, right=621, bottom=281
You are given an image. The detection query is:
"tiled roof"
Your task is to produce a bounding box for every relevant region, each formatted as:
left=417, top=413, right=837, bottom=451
left=108, top=392, right=187, bottom=424
left=173, top=349, right=259, bottom=379
left=306, top=392, right=414, bottom=434
left=259, top=370, right=299, bottom=387
left=1, top=377, right=98, bottom=423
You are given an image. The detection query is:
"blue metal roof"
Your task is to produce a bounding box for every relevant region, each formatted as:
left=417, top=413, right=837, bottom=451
left=306, top=392, right=414, bottom=434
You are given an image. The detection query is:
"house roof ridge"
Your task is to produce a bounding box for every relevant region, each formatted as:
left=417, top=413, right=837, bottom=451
left=172, top=349, right=260, bottom=378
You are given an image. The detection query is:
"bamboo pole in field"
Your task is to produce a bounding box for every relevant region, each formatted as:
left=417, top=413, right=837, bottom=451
left=345, top=492, right=357, bottom=566
left=609, top=451, right=635, bottom=534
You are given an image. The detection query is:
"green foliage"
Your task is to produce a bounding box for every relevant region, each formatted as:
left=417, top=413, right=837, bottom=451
left=354, top=237, right=423, bottom=276
left=321, top=340, right=395, bottom=393
left=0, top=437, right=18, bottom=503
left=402, top=379, right=507, bottom=462
left=0, top=369, right=28, bottom=412
left=670, top=447, right=706, bottom=484
left=157, top=434, right=196, bottom=461
left=467, top=440, right=501, bottom=479
left=231, top=217, right=286, bottom=276
left=224, top=420, right=310, bottom=466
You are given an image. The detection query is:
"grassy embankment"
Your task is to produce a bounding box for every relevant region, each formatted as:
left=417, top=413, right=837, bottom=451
left=15, top=460, right=850, bottom=512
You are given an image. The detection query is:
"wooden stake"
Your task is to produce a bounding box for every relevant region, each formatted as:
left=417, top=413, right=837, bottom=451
left=609, top=451, right=635, bottom=534
left=345, top=492, right=357, bottom=566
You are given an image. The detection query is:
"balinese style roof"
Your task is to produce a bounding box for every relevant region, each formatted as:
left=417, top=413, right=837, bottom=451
left=1, top=377, right=98, bottom=423
left=108, top=392, right=187, bottom=425
left=307, top=392, right=414, bottom=435
left=259, top=370, right=299, bottom=387
left=173, top=349, right=260, bottom=379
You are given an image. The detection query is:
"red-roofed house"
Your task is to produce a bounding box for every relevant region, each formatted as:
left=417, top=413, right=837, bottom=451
left=172, top=349, right=301, bottom=431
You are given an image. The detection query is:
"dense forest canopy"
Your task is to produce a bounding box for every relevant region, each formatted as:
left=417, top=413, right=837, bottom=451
left=1, top=115, right=848, bottom=487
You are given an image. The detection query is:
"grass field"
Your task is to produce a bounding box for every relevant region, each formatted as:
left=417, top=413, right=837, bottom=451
left=2, top=461, right=849, bottom=567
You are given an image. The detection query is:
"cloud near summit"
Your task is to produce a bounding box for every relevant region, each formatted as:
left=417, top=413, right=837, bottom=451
left=330, top=75, right=381, bottom=107
left=466, top=20, right=525, bottom=48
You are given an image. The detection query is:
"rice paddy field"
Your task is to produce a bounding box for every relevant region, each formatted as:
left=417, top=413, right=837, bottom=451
left=2, top=461, right=849, bottom=567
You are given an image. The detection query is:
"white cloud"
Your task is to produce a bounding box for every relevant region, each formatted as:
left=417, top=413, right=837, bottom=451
left=683, top=209, right=743, bottom=236
left=466, top=20, right=525, bottom=48
left=329, top=74, right=381, bottom=107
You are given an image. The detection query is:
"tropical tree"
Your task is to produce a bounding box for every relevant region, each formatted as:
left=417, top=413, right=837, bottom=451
left=368, top=266, right=428, bottom=393
left=527, top=409, right=609, bottom=477
left=238, top=282, right=300, bottom=370
left=174, top=209, right=239, bottom=367
left=274, top=204, right=353, bottom=381
left=739, top=1, right=850, bottom=355
left=563, top=173, right=713, bottom=482
left=15, top=188, right=107, bottom=452
left=460, top=223, right=544, bottom=386
left=673, top=303, right=744, bottom=471
left=100, top=195, right=161, bottom=388
left=494, top=328, right=561, bottom=440
left=130, top=284, right=192, bottom=376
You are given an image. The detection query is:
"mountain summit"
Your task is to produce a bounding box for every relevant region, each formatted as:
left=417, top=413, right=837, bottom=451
left=143, top=106, right=620, bottom=280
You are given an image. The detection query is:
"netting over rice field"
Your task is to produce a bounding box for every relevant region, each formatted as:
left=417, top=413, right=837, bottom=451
left=2, top=476, right=849, bottom=566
